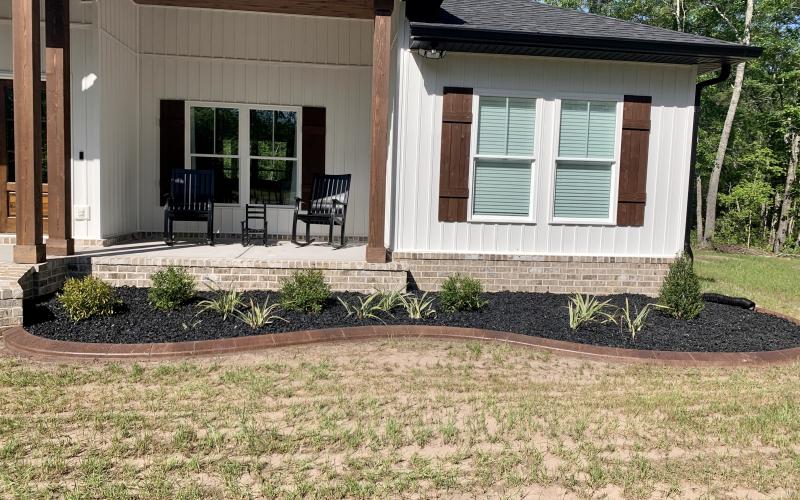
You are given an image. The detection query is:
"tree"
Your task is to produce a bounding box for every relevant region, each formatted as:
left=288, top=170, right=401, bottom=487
left=702, top=0, right=754, bottom=244
left=774, top=124, right=799, bottom=252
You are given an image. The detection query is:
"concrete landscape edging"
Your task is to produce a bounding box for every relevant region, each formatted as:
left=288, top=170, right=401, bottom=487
left=3, top=306, right=800, bottom=367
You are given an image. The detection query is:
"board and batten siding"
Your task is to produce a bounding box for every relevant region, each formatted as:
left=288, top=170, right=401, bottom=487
left=137, top=6, right=374, bottom=238
left=390, top=14, right=697, bottom=258
left=0, top=0, right=102, bottom=240
left=98, top=0, right=139, bottom=238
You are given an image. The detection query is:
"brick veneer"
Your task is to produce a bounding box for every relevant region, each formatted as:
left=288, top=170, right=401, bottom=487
left=71, top=256, right=406, bottom=294
left=393, top=252, right=674, bottom=296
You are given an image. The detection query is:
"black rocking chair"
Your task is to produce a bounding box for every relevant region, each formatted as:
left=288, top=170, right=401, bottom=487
left=241, top=204, right=269, bottom=246
left=163, top=169, right=215, bottom=246
left=292, top=174, right=351, bottom=248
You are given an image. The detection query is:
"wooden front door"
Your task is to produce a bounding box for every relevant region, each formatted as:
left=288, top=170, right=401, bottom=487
left=0, top=80, right=48, bottom=234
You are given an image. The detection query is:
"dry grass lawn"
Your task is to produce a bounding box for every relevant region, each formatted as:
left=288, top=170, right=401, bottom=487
left=2, top=339, right=800, bottom=499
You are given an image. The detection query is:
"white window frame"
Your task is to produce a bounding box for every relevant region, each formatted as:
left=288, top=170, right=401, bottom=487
left=184, top=101, right=303, bottom=208
left=549, top=95, right=623, bottom=226
left=467, top=90, right=543, bottom=224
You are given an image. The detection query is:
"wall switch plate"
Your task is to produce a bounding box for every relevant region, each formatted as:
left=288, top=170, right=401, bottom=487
left=74, top=205, right=91, bottom=221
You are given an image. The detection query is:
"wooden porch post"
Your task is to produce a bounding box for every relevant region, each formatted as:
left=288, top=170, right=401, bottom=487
left=45, top=0, right=74, bottom=255
left=12, top=0, right=46, bottom=264
left=366, top=0, right=393, bottom=264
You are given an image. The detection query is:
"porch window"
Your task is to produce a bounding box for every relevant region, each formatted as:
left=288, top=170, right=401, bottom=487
left=187, top=103, right=300, bottom=206
left=249, top=109, right=298, bottom=206
left=470, top=96, right=537, bottom=221
left=190, top=106, right=239, bottom=203
left=553, top=100, right=618, bottom=222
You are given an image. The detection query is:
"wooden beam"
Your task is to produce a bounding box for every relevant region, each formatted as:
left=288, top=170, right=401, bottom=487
left=133, top=0, right=374, bottom=19
left=45, top=0, right=73, bottom=256
left=12, top=0, right=46, bottom=264
left=366, top=3, right=392, bottom=264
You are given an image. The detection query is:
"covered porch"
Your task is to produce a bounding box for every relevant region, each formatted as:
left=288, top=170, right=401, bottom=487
left=5, top=0, right=393, bottom=265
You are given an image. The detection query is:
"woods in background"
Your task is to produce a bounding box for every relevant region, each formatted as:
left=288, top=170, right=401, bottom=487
left=547, top=0, right=800, bottom=254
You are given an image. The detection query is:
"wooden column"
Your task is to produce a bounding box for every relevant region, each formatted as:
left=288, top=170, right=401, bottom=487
left=366, top=0, right=393, bottom=264
left=12, top=0, right=46, bottom=264
left=45, top=0, right=73, bottom=255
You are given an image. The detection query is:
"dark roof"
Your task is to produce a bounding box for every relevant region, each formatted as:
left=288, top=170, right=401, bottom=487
left=407, top=0, right=761, bottom=72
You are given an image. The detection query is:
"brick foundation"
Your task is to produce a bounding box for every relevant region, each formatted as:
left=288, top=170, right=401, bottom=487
left=80, top=256, right=407, bottom=293
left=393, top=252, right=674, bottom=296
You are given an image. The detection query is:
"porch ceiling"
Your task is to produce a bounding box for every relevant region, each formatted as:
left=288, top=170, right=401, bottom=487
left=132, top=0, right=375, bottom=19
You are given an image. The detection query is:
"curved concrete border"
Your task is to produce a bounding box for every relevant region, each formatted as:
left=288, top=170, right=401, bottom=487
left=4, top=307, right=800, bottom=366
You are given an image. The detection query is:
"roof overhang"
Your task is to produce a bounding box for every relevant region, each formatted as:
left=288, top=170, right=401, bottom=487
left=133, top=0, right=375, bottom=19
left=409, top=23, right=762, bottom=73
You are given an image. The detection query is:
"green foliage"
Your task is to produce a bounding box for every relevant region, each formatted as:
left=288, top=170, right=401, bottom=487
left=375, top=289, right=407, bottom=311
left=659, top=255, right=705, bottom=320
left=148, top=266, right=196, bottom=311
left=337, top=293, right=391, bottom=322
left=617, top=299, right=662, bottom=339
left=401, top=293, right=437, bottom=320
left=567, top=294, right=617, bottom=330
left=439, top=275, right=487, bottom=313
left=196, top=288, right=243, bottom=321
left=279, top=270, right=331, bottom=314
left=716, top=179, right=774, bottom=247
left=234, top=298, right=287, bottom=329
left=57, top=276, right=121, bottom=322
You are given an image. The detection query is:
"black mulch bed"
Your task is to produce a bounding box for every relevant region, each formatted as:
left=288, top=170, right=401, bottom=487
left=24, top=287, right=800, bottom=353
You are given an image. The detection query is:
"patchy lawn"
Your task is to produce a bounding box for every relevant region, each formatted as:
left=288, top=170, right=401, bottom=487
left=695, top=250, right=800, bottom=318
left=1, top=339, right=799, bottom=498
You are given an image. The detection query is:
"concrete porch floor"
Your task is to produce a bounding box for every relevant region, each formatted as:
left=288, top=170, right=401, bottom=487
left=70, top=240, right=369, bottom=263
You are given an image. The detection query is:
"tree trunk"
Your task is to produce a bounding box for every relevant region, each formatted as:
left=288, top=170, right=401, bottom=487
left=774, top=131, right=799, bottom=253
left=769, top=190, right=781, bottom=247
left=695, top=176, right=704, bottom=245
left=702, top=0, right=753, bottom=244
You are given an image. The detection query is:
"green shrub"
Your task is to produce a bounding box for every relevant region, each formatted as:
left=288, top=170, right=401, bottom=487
left=658, top=255, right=705, bottom=320
left=279, top=270, right=331, bottom=313
left=439, top=274, right=487, bottom=312
left=58, top=276, right=121, bottom=322
left=567, top=293, right=616, bottom=330
left=148, top=266, right=196, bottom=311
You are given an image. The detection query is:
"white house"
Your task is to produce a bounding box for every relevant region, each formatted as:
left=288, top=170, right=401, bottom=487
left=0, top=0, right=759, bottom=294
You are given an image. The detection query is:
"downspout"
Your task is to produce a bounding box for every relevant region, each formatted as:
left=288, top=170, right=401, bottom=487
left=684, top=63, right=731, bottom=261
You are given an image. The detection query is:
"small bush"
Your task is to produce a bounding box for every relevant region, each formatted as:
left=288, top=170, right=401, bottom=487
left=658, top=254, right=705, bottom=320
left=338, top=293, right=388, bottom=322
left=148, top=266, right=196, bottom=311
left=279, top=270, right=331, bottom=313
left=196, top=288, right=243, bottom=321
left=439, top=274, right=487, bottom=312
left=567, top=294, right=616, bottom=330
left=58, top=276, right=121, bottom=322
left=235, top=297, right=287, bottom=329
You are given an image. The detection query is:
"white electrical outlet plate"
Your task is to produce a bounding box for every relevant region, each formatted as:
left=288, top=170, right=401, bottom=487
left=74, top=205, right=91, bottom=221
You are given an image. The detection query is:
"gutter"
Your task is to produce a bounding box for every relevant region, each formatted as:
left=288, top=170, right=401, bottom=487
left=409, top=23, right=763, bottom=63
left=684, top=63, right=732, bottom=260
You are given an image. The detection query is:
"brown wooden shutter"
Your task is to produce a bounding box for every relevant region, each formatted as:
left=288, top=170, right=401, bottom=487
left=159, top=99, right=185, bottom=206
left=438, top=87, right=473, bottom=222
left=301, top=107, right=326, bottom=201
left=617, top=95, right=652, bottom=226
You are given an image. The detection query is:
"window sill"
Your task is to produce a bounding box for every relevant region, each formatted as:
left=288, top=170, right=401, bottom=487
left=550, top=217, right=616, bottom=226
left=468, top=215, right=536, bottom=224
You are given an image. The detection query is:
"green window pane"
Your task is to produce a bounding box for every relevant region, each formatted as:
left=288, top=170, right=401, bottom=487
left=214, top=108, right=238, bottom=156
left=558, top=100, right=589, bottom=157
left=273, top=111, right=296, bottom=158
left=250, top=109, right=273, bottom=157
left=553, top=162, right=611, bottom=219
left=190, top=107, right=214, bottom=155
left=507, top=98, right=536, bottom=156
left=477, top=97, right=507, bottom=155
left=587, top=101, right=616, bottom=159
left=250, top=159, right=297, bottom=206
left=192, top=156, right=239, bottom=204
left=559, top=100, right=617, bottom=158
left=472, top=159, right=531, bottom=217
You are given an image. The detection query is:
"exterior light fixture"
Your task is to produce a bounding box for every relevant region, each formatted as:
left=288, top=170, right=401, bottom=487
left=417, top=48, right=446, bottom=59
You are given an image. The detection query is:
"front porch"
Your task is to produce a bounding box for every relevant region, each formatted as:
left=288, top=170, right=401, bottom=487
left=3, top=0, right=394, bottom=265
